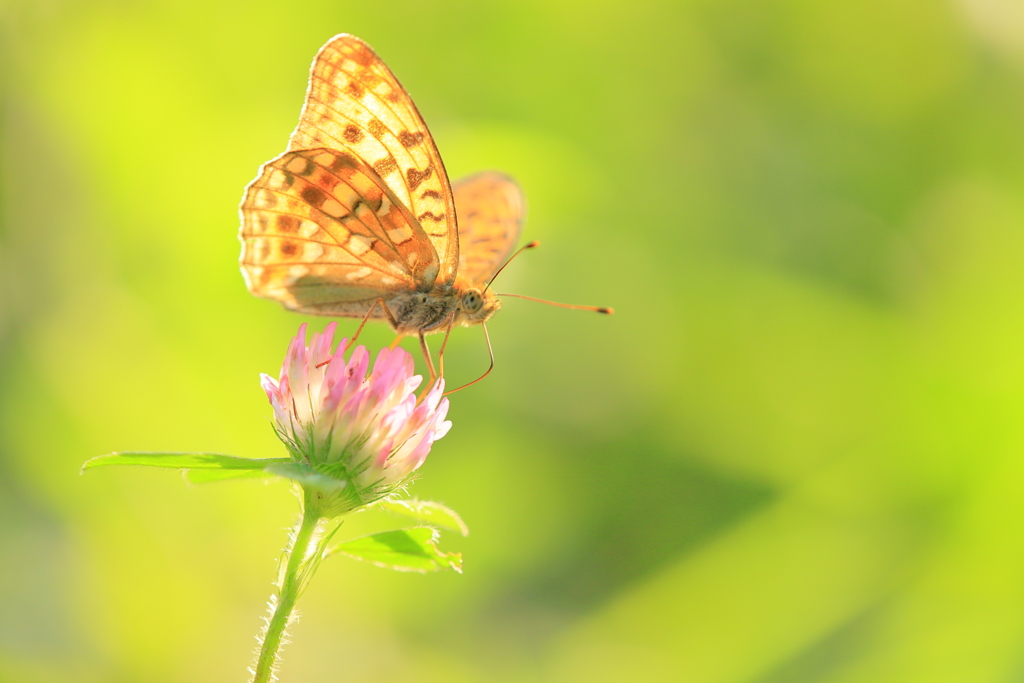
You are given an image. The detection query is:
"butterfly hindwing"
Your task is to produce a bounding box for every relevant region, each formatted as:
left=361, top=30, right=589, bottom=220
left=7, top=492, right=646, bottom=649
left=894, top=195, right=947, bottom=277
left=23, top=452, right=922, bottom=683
left=454, top=172, right=524, bottom=284
left=288, top=34, right=460, bottom=287
left=240, top=148, right=439, bottom=316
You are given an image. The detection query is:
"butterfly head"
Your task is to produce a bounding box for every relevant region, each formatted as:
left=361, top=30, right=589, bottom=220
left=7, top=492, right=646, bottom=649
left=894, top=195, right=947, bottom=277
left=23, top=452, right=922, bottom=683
left=454, top=286, right=500, bottom=327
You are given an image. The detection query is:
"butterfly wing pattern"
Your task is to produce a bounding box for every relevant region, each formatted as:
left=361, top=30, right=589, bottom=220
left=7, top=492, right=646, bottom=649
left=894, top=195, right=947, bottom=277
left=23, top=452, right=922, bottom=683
left=453, top=172, right=524, bottom=285
left=240, top=148, right=436, bottom=317
left=287, top=35, right=459, bottom=287
left=240, top=33, right=511, bottom=335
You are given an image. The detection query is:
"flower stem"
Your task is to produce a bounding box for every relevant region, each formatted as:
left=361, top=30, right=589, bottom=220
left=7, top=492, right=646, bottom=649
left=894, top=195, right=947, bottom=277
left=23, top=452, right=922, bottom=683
left=251, top=491, right=323, bottom=683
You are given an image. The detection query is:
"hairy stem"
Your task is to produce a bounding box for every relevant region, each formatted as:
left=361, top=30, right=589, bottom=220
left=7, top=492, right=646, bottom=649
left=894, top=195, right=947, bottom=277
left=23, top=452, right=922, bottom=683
left=251, top=491, right=323, bottom=683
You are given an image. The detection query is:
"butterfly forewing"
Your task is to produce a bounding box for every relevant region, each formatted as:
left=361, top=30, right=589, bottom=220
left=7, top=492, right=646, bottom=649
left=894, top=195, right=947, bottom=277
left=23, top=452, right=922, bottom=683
left=454, top=172, right=524, bottom=284
left=240, top=148, right=439, bottom=315
left=288, top=34, right=460, bottom=286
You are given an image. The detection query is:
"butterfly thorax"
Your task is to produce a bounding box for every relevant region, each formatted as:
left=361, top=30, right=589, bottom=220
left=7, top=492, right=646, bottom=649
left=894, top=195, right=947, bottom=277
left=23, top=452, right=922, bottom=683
left=388, top=283, right=500, bottom=335
left=389, top=289, right=459, bottom=335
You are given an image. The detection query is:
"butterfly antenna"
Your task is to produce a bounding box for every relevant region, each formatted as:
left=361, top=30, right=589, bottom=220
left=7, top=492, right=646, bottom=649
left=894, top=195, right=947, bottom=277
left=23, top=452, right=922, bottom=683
left=496, top=292, right=614, bottom=315
left=443, top=323, right=495, bottom=396
left=483, top=240, right=540, bottom=294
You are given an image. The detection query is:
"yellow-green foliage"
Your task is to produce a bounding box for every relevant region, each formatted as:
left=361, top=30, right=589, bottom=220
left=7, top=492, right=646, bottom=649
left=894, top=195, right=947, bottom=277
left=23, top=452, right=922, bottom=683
left=2, top=1, right=1024, bottom=681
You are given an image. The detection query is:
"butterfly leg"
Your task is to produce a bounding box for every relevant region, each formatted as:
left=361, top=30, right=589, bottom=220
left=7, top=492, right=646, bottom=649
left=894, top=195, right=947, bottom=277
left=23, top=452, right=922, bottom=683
left=444, top=322, right=496, bottom=396
left=317, top=299, right=401, bottom=369
left=437, top=319, right=455, bottom=381
left=418, top=333, right=438, bottom=384
left=350, top=298, right=399, bottom=346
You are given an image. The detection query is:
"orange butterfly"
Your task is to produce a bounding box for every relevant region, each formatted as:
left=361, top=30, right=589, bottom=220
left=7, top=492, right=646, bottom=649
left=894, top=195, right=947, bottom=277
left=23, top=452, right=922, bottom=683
left=239, top=34, right=608, bottom=382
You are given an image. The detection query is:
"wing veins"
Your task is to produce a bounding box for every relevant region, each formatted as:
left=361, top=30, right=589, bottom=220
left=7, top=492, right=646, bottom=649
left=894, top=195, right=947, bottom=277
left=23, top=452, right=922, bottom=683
left=302, top=87, right=429, bottom=193
left=292, top=36, right=459, bottom=285
left=251, top=182, right=407, bottom=270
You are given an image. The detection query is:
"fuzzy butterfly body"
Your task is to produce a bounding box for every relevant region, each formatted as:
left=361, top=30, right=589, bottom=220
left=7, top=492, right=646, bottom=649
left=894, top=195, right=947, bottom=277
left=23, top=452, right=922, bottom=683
left=239, top=34, right=523, bottom=336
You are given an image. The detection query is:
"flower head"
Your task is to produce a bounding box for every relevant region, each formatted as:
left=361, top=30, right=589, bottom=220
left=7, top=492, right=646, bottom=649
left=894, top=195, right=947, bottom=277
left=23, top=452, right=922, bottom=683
left=261, top=323, right=451, bottom=515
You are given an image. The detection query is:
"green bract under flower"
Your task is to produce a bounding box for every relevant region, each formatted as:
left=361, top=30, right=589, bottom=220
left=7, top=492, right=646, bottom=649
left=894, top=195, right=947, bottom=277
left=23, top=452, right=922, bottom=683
left=261, top=323, right=451, bottom=516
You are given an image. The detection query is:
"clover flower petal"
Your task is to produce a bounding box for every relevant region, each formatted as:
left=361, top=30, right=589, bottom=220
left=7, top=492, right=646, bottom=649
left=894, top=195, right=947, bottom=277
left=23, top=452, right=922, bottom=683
left=262, top=323, right=451, bottom=514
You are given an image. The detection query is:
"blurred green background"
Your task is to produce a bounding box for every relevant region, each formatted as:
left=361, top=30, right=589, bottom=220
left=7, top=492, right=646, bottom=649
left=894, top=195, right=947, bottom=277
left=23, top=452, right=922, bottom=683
left=3, top=0, right=1024, bottom=681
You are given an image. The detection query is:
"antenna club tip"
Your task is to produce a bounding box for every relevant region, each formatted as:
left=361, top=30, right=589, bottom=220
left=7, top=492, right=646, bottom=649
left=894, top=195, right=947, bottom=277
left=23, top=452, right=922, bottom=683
left=598, top=307, right=614, bottom=315
left=525, top=240, right=540, bottom=249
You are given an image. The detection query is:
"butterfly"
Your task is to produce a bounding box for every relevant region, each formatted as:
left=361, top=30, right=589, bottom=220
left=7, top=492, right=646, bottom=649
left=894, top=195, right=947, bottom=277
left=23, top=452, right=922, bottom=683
left=239, top=34, right=524, bottom=345
left=240, top=34, right=610, bottom=383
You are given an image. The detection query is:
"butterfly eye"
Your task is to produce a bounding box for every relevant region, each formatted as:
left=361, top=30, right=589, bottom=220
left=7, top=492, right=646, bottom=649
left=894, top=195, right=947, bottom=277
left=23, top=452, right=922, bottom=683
left=463, top=289, right=483, bottom=313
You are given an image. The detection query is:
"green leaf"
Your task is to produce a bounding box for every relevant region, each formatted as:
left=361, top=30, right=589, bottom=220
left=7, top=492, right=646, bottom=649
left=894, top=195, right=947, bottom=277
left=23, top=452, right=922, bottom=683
left=81, top=452, right=290, bottom=473
left=184, top=468, right=275, bottom=483
left=327, top=528, right=463, bottom=573
left=81, top=452, right=352, bottom=493
left=264, top=462, right=348, bottom=494
left=379, top=498, right=469, bottom=536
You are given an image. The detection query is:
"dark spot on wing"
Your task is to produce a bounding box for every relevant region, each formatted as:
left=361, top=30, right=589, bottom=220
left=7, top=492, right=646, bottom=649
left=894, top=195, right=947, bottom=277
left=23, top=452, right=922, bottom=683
left=281, top=241, right=298, bottom=256
left=343, top=125, right=363, bottom=143
left=420, top=189, right=442, bottom=200
left=407, top=166, right=432, bottom=191
left=399, top=131, right=424, bottom=148
left=277, top=215, right=299, bottom=233
left=345, top=80, right=365, bottom=98
left=417, top=212, right=445, bottom=222
left=316, top=171, right=340, bottom=191
left=368, top=119, right=386, bottom=139
left=301, top=186, right=327, bottom=208
left=374, top=156, right=398, bottom=176
left=346, top=43, right=375, bottom=66
left=329, top=154, right=349, bottom=173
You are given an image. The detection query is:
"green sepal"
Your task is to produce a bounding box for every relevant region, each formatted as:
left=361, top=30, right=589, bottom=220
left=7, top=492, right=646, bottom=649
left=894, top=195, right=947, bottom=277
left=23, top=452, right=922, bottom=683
left=326, top=528, right=463, bottom=573
left=379, top=498, right=469, bottom=536
left=81, top=452, right=291, bottom=473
